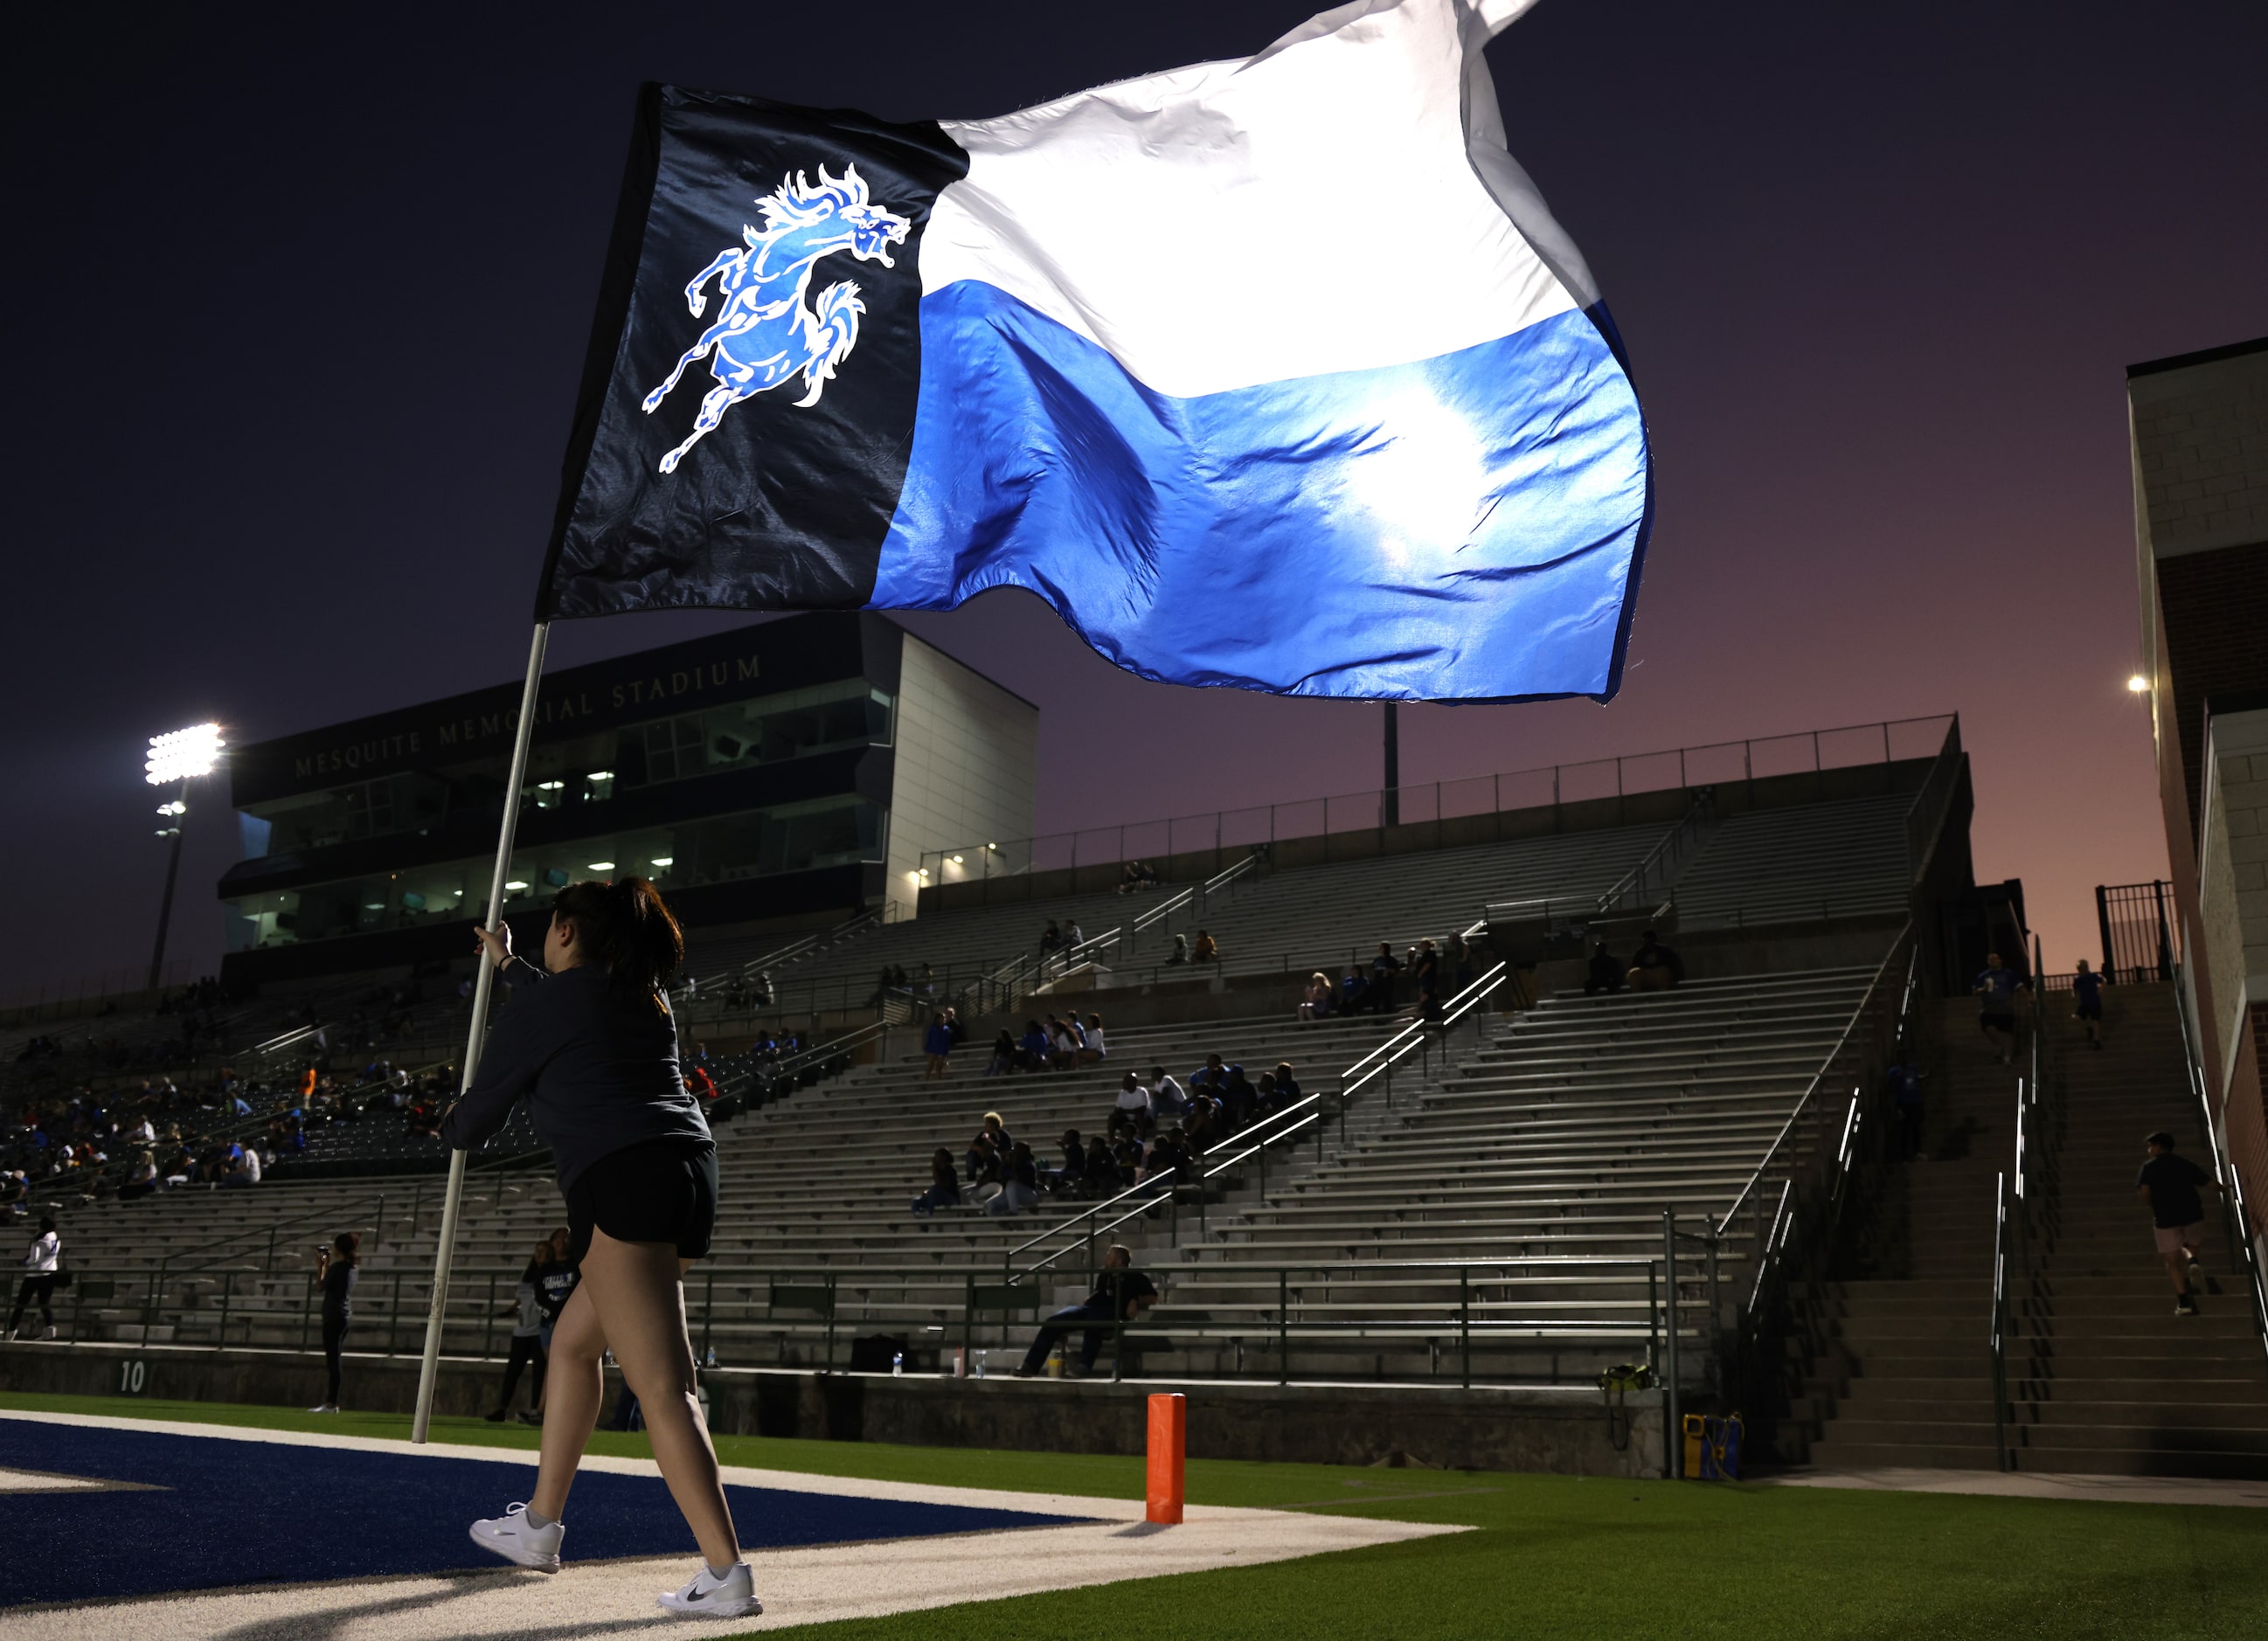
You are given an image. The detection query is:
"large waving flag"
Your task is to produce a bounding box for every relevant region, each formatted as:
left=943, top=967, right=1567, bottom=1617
left=537, top=0, right=1649, bottom=702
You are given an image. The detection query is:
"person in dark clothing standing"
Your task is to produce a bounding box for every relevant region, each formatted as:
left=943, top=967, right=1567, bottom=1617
left=1583, top=940, right=1623, bottom=996
left=2071, top=959, right=2106, bottom=1049
left=310, top=1231, right=357, bottom=1412
left=1369, top=943, right=1404, bottom=1014
left=1886, top=1057, right=1925, bottom=1161
left=1015, top=1244, right=1159, bottom=1376
left=445, top=877, right=756, bottom=1619
left=2137, top=1131, right=2223, bottom=1316
left=487, top=1239, right=553, bottom=1423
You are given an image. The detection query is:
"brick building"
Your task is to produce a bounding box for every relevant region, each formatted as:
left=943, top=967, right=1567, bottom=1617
left=2128, top=334, right=2268, bottom=1258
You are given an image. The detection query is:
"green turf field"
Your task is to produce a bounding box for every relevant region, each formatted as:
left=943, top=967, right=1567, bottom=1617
left=7, top=1391, right=2265, bottom=1638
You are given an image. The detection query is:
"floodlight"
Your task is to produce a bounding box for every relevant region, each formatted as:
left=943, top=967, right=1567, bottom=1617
left=156, top=800, right=187, bottom=817
left=588, top=770, right=613, bottom=780
left=505, top=881, right=529, bottom=891
left=2126, top=675, right=2149, bottom=693
left=588, top=861, right=614, bottom=871
left=146, top=723, right=224, bottom=786
left=537, top=780, right=565, bottom=791
left=951, top=854, right=964, bottom=864
left=648, top=857, right=674, bottom=868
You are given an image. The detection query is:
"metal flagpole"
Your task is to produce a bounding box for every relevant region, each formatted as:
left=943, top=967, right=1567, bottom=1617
left=412, top=621, right=550, bottom=1443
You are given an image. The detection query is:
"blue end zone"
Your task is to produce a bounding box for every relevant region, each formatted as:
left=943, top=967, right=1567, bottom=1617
left=0, top=1419, right=1091, bottom=1607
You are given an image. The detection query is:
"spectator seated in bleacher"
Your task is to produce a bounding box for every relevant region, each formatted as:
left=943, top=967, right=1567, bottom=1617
left=1016, top=1020, right=1050, bottom=1071
left=1273, top=1062, right=1301, bottom=1106
left=1064, top=919, right=1085, bottom=950
left=119, top=1148, right=159, bottom=1201
left=1045, top=1014, right=1082, bottom=1070
left=1116, top=859, right=1161, bottom=894
left=1190, top=929, right=1219, bottom=964
left=1086, top=1134, right=1125, bottom=1192
left=1339, top=966, right=1371, bottom=1014
left=1038, top=919, right=1064, bottom=957
left=1149, top=1066, right=1189, bottom=1122
left=982, top=1029, right=1019, bottom=1077
left=1298, top=971, right=1336, bottom=1021
left=1142, top=1124, right=1192, bottom=1183
left=1166, top=934, right=1189, bottom=966
left=1222, top=1064, right=1259, bottom=1125
left=1109, top=1072, right=1153, bottom=1140
left=964, top=1132, right=1002, bottom=1201
left=1014, top=1244, right=1157, bottom=1377
left=1583, top=939, right=1624, bottom=995
left=1182, top=1093, right=1223, bottom=1154
left=1626, top=930, right=1685, bottom=993
left=1076, top=1014, right=1107, bottom=1065
left=1049, top=1129, right=1085, bottom=1194
left=988, top=1142, right=1041, bottom=1215
left=911, top=1147, right=961, bottom=1215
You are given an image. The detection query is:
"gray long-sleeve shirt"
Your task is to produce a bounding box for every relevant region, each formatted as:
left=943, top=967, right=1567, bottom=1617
left=440, top=961, right=710, bottom=1198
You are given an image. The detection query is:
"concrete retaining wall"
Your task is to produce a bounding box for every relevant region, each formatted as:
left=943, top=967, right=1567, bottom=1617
left=0, top=1341, right=1664, bottom=1478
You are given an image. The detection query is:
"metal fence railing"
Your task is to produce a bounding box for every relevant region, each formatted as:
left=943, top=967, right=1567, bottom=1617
left=2095, top=880, right=2181, bottom=986
left=921, top=716, right=1958, bottom=885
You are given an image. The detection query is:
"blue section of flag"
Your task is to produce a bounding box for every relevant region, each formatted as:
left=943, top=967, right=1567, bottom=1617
left=870, top=282, right=1648, bottom=701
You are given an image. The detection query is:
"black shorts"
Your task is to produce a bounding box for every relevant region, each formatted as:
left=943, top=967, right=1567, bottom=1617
left=566, top=1139, right=718, bottom=1265
left=1980, top=1011, right=2015, bottom=1035
left=2076, top=1002, right=2103, bottom=1021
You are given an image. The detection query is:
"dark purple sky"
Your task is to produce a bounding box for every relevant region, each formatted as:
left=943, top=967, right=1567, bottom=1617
left=3, top=0, right=2262, bottom=1002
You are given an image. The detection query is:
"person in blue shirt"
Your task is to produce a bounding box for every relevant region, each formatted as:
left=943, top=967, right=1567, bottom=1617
left=1973, top=952, right=2026, bottom=1065
left=2070, top=959, right=2105, bottom=1049
left=921, top=1012, right=954, bottom=1082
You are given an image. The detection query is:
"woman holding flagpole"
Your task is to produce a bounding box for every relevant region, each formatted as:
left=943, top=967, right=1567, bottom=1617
left=443, top=876, right=758, bottom=1620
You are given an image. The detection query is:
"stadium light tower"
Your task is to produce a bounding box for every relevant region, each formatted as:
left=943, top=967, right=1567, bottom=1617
left=145, top=723, right=225, bottom=993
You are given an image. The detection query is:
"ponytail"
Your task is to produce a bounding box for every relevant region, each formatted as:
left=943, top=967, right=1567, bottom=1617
left=552, top=876, right=684, bottom=1018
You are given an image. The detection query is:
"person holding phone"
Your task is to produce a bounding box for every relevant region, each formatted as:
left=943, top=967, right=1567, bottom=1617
left=309, top=1232, right=357, bottom=1411
left=445, top=877, right=755, bottom=1620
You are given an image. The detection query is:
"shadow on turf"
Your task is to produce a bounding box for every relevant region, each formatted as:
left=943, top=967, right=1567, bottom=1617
left=209, top=1569, right=673, bottom=1641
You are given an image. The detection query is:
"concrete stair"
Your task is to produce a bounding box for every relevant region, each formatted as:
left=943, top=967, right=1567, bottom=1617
left=1792, top=993, right=2013, bottom=1468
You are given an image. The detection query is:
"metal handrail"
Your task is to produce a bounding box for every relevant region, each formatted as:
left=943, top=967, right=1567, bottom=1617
left=1717, top=926, right=1913, bottom=1234
left=723, top=907, right=883, bottom=987
left=1990, top=1169, right=2012, bottom=1470
left=1594, top=789, right=1717, bottom=915
left=2169, top=961, right=2268, bottom=1380
left=1340, top=963, right=1508, bottom=1100
left=1008, top=972, right=1505, bottom=1282
left=1131, top=886, right=1194, bottom=935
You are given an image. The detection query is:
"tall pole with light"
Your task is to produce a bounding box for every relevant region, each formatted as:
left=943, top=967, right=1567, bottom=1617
left=144, top=723, right=225, bottom=994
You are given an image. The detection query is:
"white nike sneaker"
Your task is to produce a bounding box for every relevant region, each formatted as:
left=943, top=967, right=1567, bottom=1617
left=468, top=1503, right=564, bottom=1573
left=657, top=1561, right=761, bottom=1619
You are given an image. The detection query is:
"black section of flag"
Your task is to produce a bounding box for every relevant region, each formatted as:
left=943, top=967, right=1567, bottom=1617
left=537, top=86, right=968, bottom=620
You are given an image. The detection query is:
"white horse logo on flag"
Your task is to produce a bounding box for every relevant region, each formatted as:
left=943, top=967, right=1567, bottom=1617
left=642, top=166, right=910, bottom=474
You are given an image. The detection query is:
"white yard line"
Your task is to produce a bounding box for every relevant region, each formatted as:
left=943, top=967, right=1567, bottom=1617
left=0, top=1408, right=1466, bottom=1638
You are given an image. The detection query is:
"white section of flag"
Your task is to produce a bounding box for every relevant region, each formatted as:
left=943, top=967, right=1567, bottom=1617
left=923, top=0, right=1580, bottom=399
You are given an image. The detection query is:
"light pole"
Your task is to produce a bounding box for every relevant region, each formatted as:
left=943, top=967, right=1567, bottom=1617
left=145, top=724, right=225, bottom=994
left=1382, top=702, right=1400, bottom=827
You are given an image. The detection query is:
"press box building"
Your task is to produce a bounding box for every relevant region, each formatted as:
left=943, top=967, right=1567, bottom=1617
left=216, top=614, right=1037, bottom=985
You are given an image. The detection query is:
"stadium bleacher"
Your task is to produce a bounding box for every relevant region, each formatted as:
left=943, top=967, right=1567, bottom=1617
left=10, top=741, right=1948, bottom=1409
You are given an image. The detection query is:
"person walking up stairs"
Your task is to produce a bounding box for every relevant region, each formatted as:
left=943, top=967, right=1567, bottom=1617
left=2007, top=984, right=2268, bottom=1478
